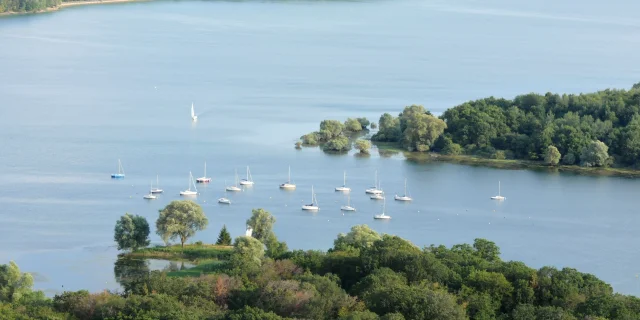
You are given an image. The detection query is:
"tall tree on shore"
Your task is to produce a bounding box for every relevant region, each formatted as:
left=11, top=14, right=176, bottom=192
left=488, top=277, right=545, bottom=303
left=156, top=200, right=208, bottom=248
left=216, top=225, right=232, bottom=246
left=114, top=213, right=150, bottom=251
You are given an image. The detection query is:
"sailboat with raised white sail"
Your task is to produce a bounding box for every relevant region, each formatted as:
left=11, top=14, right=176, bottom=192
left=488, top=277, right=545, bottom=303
left=150, top=175, right=163, bottom=193
left=394, top=178, right=412, bottom=201
left=143, top=182, right=157, bottom=199
left=111, top=159, right=125, bottom=179
left=335, top=171, right=351, bottom=192
left=240, top=166, right=254, bottom=186
left=196, top=162, right=211, bottom=183
left=340, top=193, right=356, bottom=211
left=191, top=103, right=198, bottom=121
left=226, top=169, right=241, bottom=192
left=302, top=186, right=319, bottom=211
left=365, top=170, right=382, bottom=194
left=490, top=181, right=505, bottom=200
left=179, top=171, right=198, bottom=196
left=279, top=166, right=296, bottom=189
left=374, top=197, right=391, bottom=220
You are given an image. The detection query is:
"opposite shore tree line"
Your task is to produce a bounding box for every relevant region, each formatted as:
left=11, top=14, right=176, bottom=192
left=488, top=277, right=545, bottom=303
left=301, top=83, right=640, bottom=169
left=1, top=199, right=639, bottom=319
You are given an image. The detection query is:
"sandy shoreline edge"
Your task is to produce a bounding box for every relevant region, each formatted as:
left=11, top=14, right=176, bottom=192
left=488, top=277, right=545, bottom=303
left=0, top=0, right=149, bottom=16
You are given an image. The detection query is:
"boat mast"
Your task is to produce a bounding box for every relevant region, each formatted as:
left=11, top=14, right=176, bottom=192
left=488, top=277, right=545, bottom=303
left=204, top=162, right=207, bottom=177
left=404, top=178, right=407, bottom=196
left=343, top=171, right=346, bottom=186
left=498, top=181, right=501, bottom=196
left=288, top=166, right=291, bottom=183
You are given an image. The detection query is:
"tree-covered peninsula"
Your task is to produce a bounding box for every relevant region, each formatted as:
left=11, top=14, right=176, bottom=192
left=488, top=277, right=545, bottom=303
left=1, top=206, right=639, bottom=319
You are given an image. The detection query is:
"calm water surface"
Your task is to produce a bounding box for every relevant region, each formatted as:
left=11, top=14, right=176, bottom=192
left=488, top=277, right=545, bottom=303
left=1, top=0, right=640, bottom=295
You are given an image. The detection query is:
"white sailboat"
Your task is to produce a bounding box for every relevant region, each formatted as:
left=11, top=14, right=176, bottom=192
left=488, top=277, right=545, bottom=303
left=143, top=182, right=157, bottom=199
left=111, top=159, right=125, bottom=178
left=374, top=198, right=391, bottom=220
left=150, top=175, right=163, bottom=193
left=239, top=166, right=254, bottom=186
left=340, top=193, right=356, bottom=211
left=279, top=166, right=296, bottom=189
left=335, top=171, right=351, bottom=192
left=191, top=102, right=198, bottom=121
left=490, top=181, right=506, bottom=200
left=226, top=170, right=241, bottom=192
left=370, top=180, right=384, bottom=200
left=179, top=171, right=198, bottom=196
left=394, top=178, right=413, bottom=201
left=218, top=182, right=231, bottom=204
left=301, top=186, right=319, bottom=211
left=365, top=170, right=383, bottom=194
left=196, top=162, right=211, bottom=183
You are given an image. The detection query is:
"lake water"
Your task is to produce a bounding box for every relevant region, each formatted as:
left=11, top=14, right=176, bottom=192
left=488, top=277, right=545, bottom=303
left=1, top=0, right=640, bottom=296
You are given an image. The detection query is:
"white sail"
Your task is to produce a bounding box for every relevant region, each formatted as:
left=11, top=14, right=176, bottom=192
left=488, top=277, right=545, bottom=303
left=191, top=103, right=198, bottom=121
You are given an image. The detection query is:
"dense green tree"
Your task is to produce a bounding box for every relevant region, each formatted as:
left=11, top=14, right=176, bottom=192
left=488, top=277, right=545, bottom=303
left=401, top=112, right=447, bottom=151
left=231, top=236, right=265, bottom=269
left=246, top=208, right=276, bottom=244
left=0, top=261, right=34, bottom=302
left=114, top=213, right=150, bottom=251
left=319, top=120, right=345, bottom=141
left=156, top=200, right=208, bottom=248
left=323, top=136, right=351, bottom=152
left=544, top=145, right=562, bottom=166
left=0, top=0, right=60, bottom=13
left=216, top=225, right=233, bottom=246
left=345, top=118, right=364, bottom=132
left=333, top=225, right=382, bottom=251
left=372, top=113, right=401, bottom=142
left=355, top=140, right=372, bottom=154
left=580, top=140, right=610, bottom=167
left=357, top=118, right=371, bottom=129
left=301, top=132, right=319, bottom=145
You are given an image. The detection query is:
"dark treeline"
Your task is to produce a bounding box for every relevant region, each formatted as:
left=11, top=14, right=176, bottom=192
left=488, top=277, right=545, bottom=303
left=373, top=83, right=640, bottom=168
left=0, top=0, right=61, bottom=13
left=2, top=222, right=639, bottom=319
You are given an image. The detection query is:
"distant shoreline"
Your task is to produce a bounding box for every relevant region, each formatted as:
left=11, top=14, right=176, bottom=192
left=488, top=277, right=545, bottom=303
left=0, top=0, right=149, bottom=16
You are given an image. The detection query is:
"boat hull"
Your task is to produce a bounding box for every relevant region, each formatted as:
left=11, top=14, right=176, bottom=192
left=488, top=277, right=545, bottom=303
left=226, top=186, right=241, bottom=192
left=394, top=196, right=412, bottom=201
left=280, top=183, right=296, bottom=189
left=335, top=187, right=351, bottom=192
left=301, top=205, right=319, bottom=211
left=111, top=174, right=125, bottom=179
left=150, top=189, right=163, bottom=194
left=365, top=188, right=382, bottom=194
left=240, top=180, right=254, bottom=186
left=218, top=198, right=231, bottom=204
left=143, top=195, right=156, bottom=199
left=490, top=196, right=505, bottom=200
left=180, top=191, right=198, bottom=196
left=370, top=195, right=385, bottom=200
left=374, top=215, right=391, bottom=220
left=196, top=178, right=211, bottom=183
left=340, top=206, right=356, bottom=211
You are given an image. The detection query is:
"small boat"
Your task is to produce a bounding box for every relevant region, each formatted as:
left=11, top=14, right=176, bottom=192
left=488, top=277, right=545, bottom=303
left=196, top=162, right=211, bottom=183
left=150, top=175, right=163, bottom=193
left=340, top=193, right=356, bottom=211
left=490, top=181, right=506, bottom=200
left=365, top=170, right=382, bottom=194
left=370, top=193, right=385, bottom=200
left=374, top=198, right=391, bottom=220
left=179, top=171, right=198, bottom=196
left=226, top=170, right=242, bottom=192
left=239, top=166, right=254, bottom=186
left=335, top=171, right=351, bottom=192
left=301, top=186, right=319, bottom=211
left=218, top=197, right=231, bottom=204
left=143, top=182, right=157, bottom=199
left=111, top=159, right=125, bottom=179
left=279, top=166, right=296, bottom=189
left=191, top=102, right=198, bottom=122
left=394, top=178, right=412, bottom=201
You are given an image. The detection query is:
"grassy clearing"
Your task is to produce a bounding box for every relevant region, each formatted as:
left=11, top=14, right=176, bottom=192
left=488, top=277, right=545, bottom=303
left=124, top=244, right=233, bottom=262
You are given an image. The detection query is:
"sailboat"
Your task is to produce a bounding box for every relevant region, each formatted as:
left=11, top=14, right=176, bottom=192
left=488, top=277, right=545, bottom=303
left=340, top=193, right=356, bottom=211
left=191, top=102, right=198, bottom=121
left=374, top=198, right=391, bottom=220
left=279, top=166, right=296, bottom=189
left=394, top=178, right=412, bottom=201
left=218, top=182, right=231, bottom=204
left=301, top=186, right=319, bottom=211
left=111, top=159, right=125, bottom=179
left=179, top=171, right=198, bottom=196
left=370, top=180, right=384, bottom=200
left=490, top=181, right=506, bottom=200
left=335, top=171, right=351, bottom=192
left=196, top=162, right=211, bottom=183
left=151, top=175, right=163, bottom=193
left=365, top=170, right=382, bottom=194
left=239, top=166, right=254, bottom=186
left=143, top=182, right=157, bottom=199
left=225, top=169, right=241, bottom=192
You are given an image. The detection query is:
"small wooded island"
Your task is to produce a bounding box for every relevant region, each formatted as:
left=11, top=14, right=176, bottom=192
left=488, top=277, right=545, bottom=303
left=1, top=200, right=639, bottom=319
left=301, top=83, right=640, bottom=174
